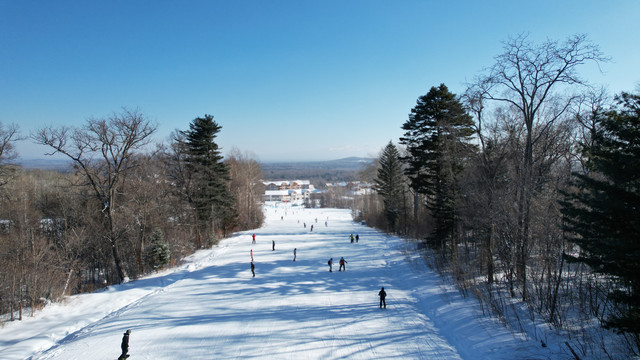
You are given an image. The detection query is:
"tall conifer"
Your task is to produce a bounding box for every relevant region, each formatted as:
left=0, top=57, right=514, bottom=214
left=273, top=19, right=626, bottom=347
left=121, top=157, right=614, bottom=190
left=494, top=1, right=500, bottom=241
left=562, top=92, right=640, bottom=333
left=400, top=84, right=475, bottom=247
left=374, top=141, right=406, bottom=233
left=179, top=115, right=236, bottom=245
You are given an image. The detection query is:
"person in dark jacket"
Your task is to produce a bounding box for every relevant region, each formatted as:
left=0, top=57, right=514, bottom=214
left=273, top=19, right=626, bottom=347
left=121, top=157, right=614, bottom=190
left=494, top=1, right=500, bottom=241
left=378, top=287, right=387, bottom=308
left=119, top=329, right=131, bottom=359
left=251, top=261, right=255, bottom=277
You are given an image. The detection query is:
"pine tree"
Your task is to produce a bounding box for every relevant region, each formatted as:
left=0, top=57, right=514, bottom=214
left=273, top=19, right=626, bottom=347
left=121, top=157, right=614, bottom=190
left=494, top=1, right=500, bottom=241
left=179, top=114, right=236, bottom=246
left=374, top=141, right=406, bottom=233
left=400, top=84, right=475, bottom=248
left=145, top=228, right=171, bottom=271
left=562, top=92, right=640, bottom=334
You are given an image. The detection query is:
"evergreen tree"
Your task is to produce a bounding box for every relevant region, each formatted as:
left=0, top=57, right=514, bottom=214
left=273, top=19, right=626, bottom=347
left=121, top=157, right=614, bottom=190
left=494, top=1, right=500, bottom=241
left=374, top=141, right=406, bottom=233
left=179, top=114, right=236, bottom=246
left=145, top=228, right=171, bottom=271
left=400, top=84, right=475, bottom=247
left=562, top=92, right=640, bottom=334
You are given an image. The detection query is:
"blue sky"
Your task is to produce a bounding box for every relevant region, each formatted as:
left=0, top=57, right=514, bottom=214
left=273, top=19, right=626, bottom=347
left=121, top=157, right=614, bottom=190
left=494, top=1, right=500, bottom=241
left=1, top=1, right=638, bottom=162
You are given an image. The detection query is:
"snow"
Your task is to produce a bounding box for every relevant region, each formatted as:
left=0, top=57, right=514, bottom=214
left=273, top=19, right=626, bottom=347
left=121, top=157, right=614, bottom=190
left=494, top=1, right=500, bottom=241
left=1, top=204, right=559, bottom=360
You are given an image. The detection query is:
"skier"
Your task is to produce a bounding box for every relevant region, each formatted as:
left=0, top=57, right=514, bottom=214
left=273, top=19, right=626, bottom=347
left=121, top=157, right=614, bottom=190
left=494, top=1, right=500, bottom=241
left=356, top=234, right=359, bottom=243
left=328, top=258, right=333, bottom=272
left=252, top=233, right=256, bottom=244
left=272, top=240, right=275, bottom=251
left=339, top=257, right=347, bottom=271
left=119, top=329, right=131, bottom=359
left=251, top=261, right=255, bottom=277
left=350, top=234, right=354, bottom=243
left=293, top=248, right=297, bottom=261
left=251, top=249, right=254, bottom=261
left=310, top=224, right=314, bottom=232
left=379, top=287, right=387, bottom=308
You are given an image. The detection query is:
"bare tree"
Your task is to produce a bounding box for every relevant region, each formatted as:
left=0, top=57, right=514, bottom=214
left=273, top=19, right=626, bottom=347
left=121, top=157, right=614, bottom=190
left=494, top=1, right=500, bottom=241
left=226, top=147, right=264, bottom=230
left=0, top=122, right=22, bottom=186
left=473, top=34, right=607, bottom=300
left=32, top=109, right=157, bottom=283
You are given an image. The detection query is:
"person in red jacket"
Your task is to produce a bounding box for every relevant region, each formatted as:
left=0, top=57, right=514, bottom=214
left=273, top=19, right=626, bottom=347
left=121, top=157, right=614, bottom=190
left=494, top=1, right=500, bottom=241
left=339, top=257, right=347, bottom=271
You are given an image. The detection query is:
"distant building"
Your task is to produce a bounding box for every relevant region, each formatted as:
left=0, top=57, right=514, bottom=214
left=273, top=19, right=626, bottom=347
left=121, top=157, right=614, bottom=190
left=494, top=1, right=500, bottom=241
left=262, top=180, right=315, bottom=202
left=325, top=181, right=373, bottom=196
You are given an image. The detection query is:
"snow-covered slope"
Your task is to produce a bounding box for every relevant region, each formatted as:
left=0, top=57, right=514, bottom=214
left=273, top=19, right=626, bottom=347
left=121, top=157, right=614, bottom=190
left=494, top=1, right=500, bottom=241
left=2, top=205, right=555, bottom=359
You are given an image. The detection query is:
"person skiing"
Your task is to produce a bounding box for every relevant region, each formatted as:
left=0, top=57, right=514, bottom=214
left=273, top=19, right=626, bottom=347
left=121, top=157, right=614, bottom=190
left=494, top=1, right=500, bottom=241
left=378, top=287, right=387, bottom=308
left=251, top=261, right=255, bottom=277
left=251, top=249, right=254, bottom=261
left=119, top=329, right=131, bottom=359
left=293, top=248, right=297, bottom=261
left=350, top=234, right=354, bottom=243
left=328, top=258, right=333, bottom=272
left=356, top=234, right=359, bottom=243
left=339, top=257, right=347, bottom=271
left=310, top=224, right=314, bottom=232
left=252, top=233, right=256, bottom=244
left=272, top=240, right=275, bottom=251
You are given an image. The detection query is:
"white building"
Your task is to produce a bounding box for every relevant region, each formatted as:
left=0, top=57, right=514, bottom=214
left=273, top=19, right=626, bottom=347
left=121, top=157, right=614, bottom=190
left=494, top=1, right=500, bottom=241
left=262, top=180, right=315, bottom=202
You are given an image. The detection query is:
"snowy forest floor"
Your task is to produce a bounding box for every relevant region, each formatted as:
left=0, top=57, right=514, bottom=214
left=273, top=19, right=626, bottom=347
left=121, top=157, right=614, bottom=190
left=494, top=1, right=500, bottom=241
left=2, top=204, right=567, bottom=359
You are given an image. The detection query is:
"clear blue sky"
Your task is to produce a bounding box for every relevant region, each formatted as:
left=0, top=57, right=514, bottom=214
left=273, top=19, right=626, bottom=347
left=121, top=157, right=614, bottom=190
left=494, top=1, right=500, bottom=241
left=1, top=1, right=638, bottom=162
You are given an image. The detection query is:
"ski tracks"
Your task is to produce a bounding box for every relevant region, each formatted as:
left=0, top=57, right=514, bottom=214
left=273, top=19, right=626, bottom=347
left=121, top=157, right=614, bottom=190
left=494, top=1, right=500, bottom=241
left=29, top=248, right=221, bottom=360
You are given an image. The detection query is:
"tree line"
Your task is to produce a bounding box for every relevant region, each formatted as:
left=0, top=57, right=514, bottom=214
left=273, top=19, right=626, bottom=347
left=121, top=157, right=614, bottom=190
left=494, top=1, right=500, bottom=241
left=0, top=112, right=264, bottom=320
left=356, top=34, right=639, bottom=357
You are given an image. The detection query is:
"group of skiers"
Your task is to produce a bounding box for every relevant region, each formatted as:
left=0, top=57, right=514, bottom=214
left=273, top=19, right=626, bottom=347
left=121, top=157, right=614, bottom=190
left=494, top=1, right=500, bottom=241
left=249, top=232, right=381, bottom=303
left=327, top=257, right=348, bottom=272
left=116, top=225, right=388, bottom=358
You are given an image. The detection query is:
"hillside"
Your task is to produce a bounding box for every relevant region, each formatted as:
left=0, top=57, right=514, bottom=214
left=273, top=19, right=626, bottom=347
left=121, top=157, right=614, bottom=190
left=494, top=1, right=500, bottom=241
left=3, top=205, right=560, bottom=360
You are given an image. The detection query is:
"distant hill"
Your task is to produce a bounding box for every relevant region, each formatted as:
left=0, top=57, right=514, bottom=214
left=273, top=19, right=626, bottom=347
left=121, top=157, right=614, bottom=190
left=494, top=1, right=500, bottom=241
left=260, top=157, right=374, bottom=184
left=14, top=156, right=375, bottom=183
left=16, top=158, right=73, bottom=171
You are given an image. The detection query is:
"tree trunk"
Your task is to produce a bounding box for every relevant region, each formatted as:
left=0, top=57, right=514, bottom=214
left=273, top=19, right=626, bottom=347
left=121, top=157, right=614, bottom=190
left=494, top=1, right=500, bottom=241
left=518, top=124, right=534, bottom=301
left=487, top=223, right=495, bottom=284
left=110, top=238, right=127, bottom=282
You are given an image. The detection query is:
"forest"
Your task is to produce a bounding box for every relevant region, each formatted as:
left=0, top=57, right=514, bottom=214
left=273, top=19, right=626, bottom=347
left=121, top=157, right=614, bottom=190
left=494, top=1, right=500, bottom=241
left=0, top=113, right=265, bottom=321
left=354, top=34, right=640, bottom=356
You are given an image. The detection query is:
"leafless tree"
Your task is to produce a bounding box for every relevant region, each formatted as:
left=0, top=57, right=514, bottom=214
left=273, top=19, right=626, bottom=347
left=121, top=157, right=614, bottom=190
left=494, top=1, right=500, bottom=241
left=32, top=109, right=157, bottom=283
left=472, top=33, right=607, bottom=300
left=0, top=122, right=23, bottom=186
left=226, top=148, right=265, bottom=230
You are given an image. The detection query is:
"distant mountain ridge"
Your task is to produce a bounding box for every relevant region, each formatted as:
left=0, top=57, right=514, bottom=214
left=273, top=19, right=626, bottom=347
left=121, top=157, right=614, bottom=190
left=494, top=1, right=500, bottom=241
left=16, top=158, right=73, bottom=171
left=260, top=157, right=374, bottom=183
left=261, top=156, right=374, bottom=168
left=15, top=156, right=374, bottom=182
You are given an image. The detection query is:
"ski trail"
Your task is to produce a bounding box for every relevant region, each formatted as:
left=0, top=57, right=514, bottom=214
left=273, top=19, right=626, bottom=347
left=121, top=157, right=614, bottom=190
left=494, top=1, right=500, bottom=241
left=5, top=205, right=553, bottom=359
left=27, top=249, right=220, bottom=360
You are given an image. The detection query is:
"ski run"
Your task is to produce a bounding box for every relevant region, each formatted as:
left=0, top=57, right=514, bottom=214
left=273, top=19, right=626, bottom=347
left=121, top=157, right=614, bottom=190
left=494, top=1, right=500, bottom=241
left=2, top=204, right=564, bottom=359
